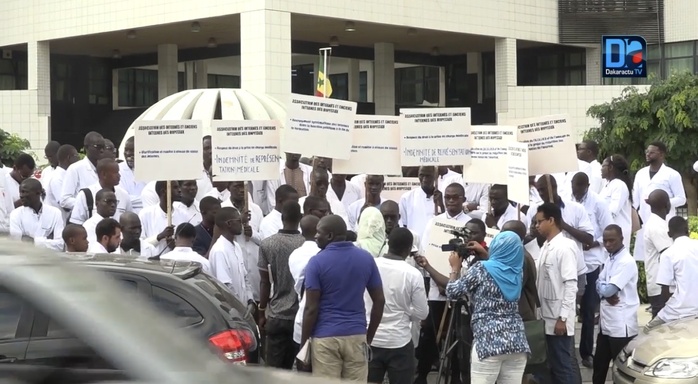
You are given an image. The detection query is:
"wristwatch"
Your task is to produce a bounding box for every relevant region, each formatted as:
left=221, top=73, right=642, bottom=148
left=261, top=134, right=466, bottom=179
left=559, top=316, right=567, bottom=322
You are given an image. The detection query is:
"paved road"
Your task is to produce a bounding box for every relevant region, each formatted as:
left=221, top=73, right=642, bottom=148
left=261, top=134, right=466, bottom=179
left=426, top=305, right=652, bottom=384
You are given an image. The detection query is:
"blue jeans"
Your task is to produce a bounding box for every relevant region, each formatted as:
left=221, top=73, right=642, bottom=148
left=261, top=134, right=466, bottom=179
left=580, top=267, right=601, bottom=358
left=545, top=335, right=581, bottom=384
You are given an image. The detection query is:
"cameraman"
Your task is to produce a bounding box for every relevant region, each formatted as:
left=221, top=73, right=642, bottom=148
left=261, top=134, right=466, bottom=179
left=416, top=215, right=489, bottom=384
left=414, top=183, right=477, bottom=384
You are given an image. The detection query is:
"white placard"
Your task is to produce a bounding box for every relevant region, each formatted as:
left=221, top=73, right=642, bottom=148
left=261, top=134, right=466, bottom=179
left=134, top=120, right=203, bottom=181
left=284, top=94, right=357, bottom=159
left=507, top=142, right=530, bottom=206
left=333, top=116, right=401, bottom=175
left=210, top=120, right=281, bottom=182
left=464, top=125, right=517, bottom=184
left=400, top=107, right=471, bottom=166
left=424, top=217, right=464, bottom=275
left=382, top=177, right=420, bottom=203
left=485, top=227, right=500, bottom=246
left=511, top=114, right=577, bottom=175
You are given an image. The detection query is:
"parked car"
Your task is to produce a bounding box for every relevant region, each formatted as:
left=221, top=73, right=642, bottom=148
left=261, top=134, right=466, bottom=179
left=613, top=316, right=698, bottom=383
left=63, top=253, right=260, bottom=364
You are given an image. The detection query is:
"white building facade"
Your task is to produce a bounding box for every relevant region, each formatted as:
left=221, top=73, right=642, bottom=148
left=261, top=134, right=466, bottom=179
left=0, top=0, right=694, bottom=152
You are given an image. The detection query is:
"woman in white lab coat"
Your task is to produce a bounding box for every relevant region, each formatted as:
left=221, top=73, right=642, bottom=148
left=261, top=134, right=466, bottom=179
left=599, top=155, right=633, bottom=248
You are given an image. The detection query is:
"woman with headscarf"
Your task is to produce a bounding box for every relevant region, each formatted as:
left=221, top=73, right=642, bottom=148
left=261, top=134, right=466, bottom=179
left=445, top=231, right=530, bottom=384
left=354, top=206, right=386, bottom=257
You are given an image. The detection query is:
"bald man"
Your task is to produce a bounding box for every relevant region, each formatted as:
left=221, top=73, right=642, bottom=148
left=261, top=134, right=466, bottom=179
left=288, top=214, right=321, bottom=357
left=60, top=131, right=105, bottom=210
left=502, top=220, right=539, bottom=322
left=300, top=214, right=385, bottom=380
left=9, top=178, right=65, bottom=251
left=117, top=211, right=157, bottom=258
left=643, top=189, right=674, bottom=318
left=62, top=224, right=88, bottom=253
left=41, top=141, right=61, bottom=190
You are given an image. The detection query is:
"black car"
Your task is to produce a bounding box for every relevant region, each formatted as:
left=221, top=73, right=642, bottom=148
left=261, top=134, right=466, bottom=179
left=3, top=253, right=260, bottom=374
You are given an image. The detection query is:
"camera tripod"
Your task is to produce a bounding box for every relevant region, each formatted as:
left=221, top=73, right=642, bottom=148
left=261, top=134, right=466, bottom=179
left=435, top=299, right=469, bottom=384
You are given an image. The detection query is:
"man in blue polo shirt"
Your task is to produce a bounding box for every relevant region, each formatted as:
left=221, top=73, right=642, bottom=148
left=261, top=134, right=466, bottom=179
left=300, top=214, right=385, bottom=381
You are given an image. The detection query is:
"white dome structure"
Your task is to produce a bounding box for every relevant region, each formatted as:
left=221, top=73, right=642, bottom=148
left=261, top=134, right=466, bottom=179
left=118, top=89, right=287, bottom=156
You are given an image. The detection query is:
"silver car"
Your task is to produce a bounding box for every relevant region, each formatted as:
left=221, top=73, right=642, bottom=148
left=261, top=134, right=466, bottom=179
left=613, top=317, right=698, bottom=383
left=0, top=240, right=336, bottom=384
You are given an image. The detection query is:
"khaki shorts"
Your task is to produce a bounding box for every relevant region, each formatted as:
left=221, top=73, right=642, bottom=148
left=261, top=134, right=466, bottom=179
left=311, top=334, right=369, bottom=381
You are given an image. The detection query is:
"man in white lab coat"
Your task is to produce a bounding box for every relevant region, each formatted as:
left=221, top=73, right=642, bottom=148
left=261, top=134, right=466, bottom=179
left=576, top=140, right=603, bottom=193
left=534, top=202, right=582, bottom=384
left=632, top=141, right=686, bottom=261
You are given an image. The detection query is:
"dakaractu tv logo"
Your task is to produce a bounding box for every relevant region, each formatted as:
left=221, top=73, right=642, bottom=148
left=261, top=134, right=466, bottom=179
left=601, top=35, right=647, bottom=78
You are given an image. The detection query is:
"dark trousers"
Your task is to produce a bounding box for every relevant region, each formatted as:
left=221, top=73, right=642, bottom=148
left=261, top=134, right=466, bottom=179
left=580, top=267, right=601, bottom=359
left=648, top=295, right=665, bottom=319
left=545, top=335, right=581, bottom=384
left=264, top=318, right=297, bottom=369
left=368, top=341, right=415, bottom=384
left=416, top=301, right=461, bottom=381
left=592, top=332, right=633, bottom=384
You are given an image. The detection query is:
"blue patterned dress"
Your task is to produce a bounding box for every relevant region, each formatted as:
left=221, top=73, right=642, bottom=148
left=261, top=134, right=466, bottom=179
left=446, top=262, right=530, bottom=361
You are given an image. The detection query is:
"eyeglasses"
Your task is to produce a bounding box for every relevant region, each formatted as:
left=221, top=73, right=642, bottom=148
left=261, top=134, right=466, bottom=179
left=92, top=144, right=106, bottom=150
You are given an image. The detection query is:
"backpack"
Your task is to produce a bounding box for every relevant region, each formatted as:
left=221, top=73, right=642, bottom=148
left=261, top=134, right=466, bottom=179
left=82, top=188, right=94, bottom=220
left=65, top=188, right=94, bottom=226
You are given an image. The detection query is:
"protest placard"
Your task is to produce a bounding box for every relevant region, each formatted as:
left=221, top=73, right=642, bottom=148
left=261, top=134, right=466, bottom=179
left=382, top=177, right=420, bottom=202
left=134, top=120, right=203, bottom=181
left=284, top=94, right=357, bottom=159
left=507, top=142, right=530, bottom=206
left=510, top=114, right=577, bottom=175
left=485, top=227, right=500, bottom=246
left=424, top=217, right=465, bottom=275
left=464, top=125, right=517, bottom=184
left=210, top=120, right=280, bottom=182
left=333, top=116, right=401, bottom=175
left=400, top=108, right=471, bottom=166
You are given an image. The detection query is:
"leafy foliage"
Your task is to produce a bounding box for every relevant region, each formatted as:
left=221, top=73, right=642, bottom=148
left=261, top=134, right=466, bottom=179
left=0, top=129, right=34, bottom=167
left=585, top=71, right=698, bottom=214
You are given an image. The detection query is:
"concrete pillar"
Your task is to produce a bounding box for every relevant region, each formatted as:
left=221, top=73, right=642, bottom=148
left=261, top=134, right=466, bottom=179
left=240, top=10, right=292, bottom=106
left=374, top=42, right=395, bottom=115
left=347, top=59, right=360, bottom=101
left=467, top=52, right=483, bottom=103
left=194, top=60, right=208, bottom=88
left=27, top=40, right=51, bottom=146
left=184, top=62, right=195, bottom=89
left=438, top=67, right=446, bottom=107
left=157, top=44, right=179, bottom=99
left=494, top=38, right=517, bottom=119
left=586, top=45, right=601, bottom=85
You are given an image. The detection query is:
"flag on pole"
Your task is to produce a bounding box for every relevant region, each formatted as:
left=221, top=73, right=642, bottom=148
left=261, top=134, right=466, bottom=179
left=315, top=55, right=333, bottom=98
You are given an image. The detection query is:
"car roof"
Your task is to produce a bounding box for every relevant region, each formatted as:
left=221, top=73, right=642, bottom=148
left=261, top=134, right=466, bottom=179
left=0, top=240, right=236, bottom=383
left=61, top=252, right=202, bottom=278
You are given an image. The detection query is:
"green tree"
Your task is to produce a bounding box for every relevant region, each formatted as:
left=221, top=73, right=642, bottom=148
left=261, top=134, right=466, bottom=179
left=585, top=71, right=698, bottom=215
left=0, top=129, right=33, bottom=167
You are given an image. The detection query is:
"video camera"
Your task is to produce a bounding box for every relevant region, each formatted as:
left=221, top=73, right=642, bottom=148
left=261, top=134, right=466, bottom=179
left=440, top=226, right=473, bottom=259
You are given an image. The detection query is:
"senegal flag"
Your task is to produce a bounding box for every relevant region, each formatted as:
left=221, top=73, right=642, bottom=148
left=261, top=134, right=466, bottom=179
left=315, top=56, right=333, bottom=98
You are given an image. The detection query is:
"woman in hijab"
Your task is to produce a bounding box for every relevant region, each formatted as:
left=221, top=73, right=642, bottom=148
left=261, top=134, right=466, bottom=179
left=445, top=231, right=530, bottom=384
left=355, top=206, right=386, bottom=257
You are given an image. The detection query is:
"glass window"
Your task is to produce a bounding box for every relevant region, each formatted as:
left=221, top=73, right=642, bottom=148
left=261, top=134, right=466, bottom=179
left=328, top=73, right=348, bottom=100
left=395, top=66, right=439, bottom=105
left=150, top=286, right=202, bottom=327
left=359, top=71, right=367, bottom=102
left=665, top=58, right=694, bottom=76
left=665, top=42, right=694, bottom=59
left=117, top=68, right=158, bottom=108
left=0, top=291, right=22, bottom=340
left=0, top=59, right=15, bottom=90
left=88, top=63, right=109, bottom=105
left=51, top=62, right=72, bottom=102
